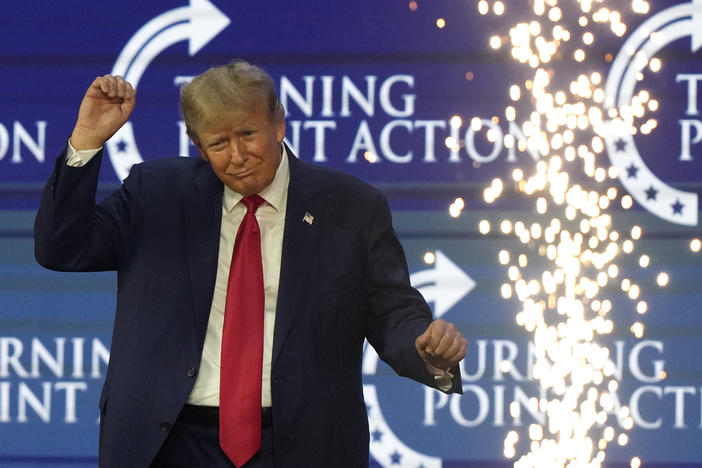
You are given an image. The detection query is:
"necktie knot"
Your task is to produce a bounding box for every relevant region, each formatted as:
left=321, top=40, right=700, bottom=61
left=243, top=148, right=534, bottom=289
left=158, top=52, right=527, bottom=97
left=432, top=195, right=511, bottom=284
left=242, top=195, right=265, bottom=214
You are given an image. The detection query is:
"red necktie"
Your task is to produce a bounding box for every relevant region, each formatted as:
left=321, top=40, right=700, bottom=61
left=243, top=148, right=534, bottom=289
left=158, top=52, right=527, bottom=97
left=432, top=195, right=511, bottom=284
left=220, top=194, right=265, bottom=467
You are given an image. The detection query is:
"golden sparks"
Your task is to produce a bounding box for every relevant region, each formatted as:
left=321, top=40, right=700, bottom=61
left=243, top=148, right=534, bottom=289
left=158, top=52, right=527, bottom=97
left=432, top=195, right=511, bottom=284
left=471, top=1, right=658, bottom=466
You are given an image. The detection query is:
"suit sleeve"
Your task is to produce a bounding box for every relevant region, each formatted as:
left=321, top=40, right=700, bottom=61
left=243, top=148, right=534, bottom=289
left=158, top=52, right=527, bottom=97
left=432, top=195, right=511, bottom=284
left=362, top=192, right=462, bottom=393
left=34, top=147, right=138, bottom=272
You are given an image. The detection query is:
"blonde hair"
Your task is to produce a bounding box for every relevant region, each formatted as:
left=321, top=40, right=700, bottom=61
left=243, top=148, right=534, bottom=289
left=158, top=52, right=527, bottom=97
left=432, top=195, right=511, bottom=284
left=180, top=60, right=285, bottom=141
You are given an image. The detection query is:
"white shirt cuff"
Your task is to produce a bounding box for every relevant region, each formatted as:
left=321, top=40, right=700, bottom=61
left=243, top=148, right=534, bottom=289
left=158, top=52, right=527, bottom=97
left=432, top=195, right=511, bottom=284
left=425, top=362, right=454, bottom=392
left=65, top=139, right=102, bottom=167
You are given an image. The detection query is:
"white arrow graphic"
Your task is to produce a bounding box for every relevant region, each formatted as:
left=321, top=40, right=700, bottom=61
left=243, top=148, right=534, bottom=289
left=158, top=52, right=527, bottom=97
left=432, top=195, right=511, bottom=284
left=410, top=250, right=476, bottom=319
left=106, top=0, right=231, bottom=180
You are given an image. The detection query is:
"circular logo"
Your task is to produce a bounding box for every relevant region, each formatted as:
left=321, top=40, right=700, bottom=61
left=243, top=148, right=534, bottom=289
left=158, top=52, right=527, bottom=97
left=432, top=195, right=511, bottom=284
left=604, top=1, right=700, bottom=226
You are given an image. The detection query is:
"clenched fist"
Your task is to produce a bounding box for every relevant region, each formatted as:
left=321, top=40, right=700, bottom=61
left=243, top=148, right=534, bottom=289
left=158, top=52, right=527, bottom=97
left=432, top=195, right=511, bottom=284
left=70, top=74, right=136, bottom=150
left=415, top=318, right=467, bottom=371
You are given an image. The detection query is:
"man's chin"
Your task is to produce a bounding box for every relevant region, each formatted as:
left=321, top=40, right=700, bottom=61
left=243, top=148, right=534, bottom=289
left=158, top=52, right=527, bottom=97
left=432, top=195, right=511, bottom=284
left=225, top=180, right=259, bottom=197
left=222, top=172, right=274, bottom=196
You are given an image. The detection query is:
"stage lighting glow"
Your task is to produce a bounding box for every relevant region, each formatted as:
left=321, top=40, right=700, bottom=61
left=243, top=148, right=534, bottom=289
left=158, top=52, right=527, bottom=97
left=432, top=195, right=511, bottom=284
left=364, top=151, right=379, bottom=163
left=656, top=272, right=669, bottom=287
left=449, top=197, right=466, bottom=218
left=424, top=251, right=436, bottom=264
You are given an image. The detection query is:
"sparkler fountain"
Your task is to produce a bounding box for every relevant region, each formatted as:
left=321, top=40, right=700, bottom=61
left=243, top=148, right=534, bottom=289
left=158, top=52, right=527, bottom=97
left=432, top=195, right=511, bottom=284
left=472, top=1, right=661, bottom=467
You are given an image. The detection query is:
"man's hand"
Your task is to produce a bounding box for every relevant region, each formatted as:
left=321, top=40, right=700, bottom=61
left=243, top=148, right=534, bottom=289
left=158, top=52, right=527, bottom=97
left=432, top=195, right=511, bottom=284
left=70, top=75, right=136, bottom=150
left=415, top=319, right=467, bottom=371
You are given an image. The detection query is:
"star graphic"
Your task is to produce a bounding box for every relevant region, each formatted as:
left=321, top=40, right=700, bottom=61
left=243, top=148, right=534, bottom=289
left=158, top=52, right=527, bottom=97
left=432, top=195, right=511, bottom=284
left=390, top=451, right=402, bottom=465
left=626, top=163, right=639, bottom=179
left=116, top=140, right=128, bottom=152
left=672, top=199, right=684, bottom=215
left=615, top=138, right=627, bottom=152
left=371, top=429, right=383, bottom=442
left=645, top=185, right=658, bottom=201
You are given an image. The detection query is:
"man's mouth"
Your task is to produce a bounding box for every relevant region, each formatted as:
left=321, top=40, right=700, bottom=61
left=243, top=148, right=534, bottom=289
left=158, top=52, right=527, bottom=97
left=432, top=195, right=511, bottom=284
left=226, top=164, right=258, bottom=177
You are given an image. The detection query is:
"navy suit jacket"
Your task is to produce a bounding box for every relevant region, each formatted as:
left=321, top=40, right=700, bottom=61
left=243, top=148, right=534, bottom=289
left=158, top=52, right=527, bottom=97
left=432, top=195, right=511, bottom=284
left=35, top=147, right=461, bottom=467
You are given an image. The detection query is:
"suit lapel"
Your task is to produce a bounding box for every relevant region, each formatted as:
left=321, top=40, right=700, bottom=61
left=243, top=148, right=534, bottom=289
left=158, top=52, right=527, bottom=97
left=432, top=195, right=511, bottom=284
left=184, top=162, right=223, bottom=341
left=272, top=154, right=322, bottom=366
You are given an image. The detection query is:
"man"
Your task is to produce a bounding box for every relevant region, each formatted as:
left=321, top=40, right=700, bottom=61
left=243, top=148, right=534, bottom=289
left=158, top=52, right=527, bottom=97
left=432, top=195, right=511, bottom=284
left=35, top=61, right=467, bottom=468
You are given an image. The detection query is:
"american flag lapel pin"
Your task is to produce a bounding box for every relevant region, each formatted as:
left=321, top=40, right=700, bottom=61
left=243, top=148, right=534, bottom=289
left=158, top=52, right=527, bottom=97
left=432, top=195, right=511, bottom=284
left=303, top=211, right=314, bottom=225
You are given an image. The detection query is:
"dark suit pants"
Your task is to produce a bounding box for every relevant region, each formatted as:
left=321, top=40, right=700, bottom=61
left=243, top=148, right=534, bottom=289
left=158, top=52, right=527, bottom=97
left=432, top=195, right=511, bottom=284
left=150, top=405, right=273, bottom=468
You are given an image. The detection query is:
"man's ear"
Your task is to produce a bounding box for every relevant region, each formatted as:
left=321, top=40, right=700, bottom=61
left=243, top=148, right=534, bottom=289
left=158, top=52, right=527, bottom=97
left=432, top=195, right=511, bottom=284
left=275, top=118, right=286, bottom=143
left=191, top=137, right=209, bottom=162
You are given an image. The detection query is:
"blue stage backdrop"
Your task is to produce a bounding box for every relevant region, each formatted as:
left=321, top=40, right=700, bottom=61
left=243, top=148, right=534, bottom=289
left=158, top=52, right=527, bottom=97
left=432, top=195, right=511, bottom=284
left=1, top=1, right=701, bottom=467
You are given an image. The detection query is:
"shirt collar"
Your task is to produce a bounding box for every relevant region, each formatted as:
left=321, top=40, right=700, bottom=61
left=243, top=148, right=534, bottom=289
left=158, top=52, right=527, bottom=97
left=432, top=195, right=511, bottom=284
left=222, top=144, right=290, bottom=213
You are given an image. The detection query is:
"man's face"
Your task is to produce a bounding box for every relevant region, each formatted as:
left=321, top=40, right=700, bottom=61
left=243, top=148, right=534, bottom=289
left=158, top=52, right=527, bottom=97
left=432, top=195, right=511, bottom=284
left=194, top=103, right=285, bottom=196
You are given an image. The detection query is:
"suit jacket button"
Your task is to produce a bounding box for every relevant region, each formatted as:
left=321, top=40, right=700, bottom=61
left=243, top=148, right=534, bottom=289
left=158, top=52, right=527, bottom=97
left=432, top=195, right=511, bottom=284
left=160, top=421, right=171, bottom=432
left=186, top=367, right=196, bottom=378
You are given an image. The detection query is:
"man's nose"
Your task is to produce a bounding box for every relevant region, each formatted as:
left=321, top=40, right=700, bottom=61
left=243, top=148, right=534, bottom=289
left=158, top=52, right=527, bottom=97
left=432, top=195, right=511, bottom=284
left=228, top=140, right=247, bottom=165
